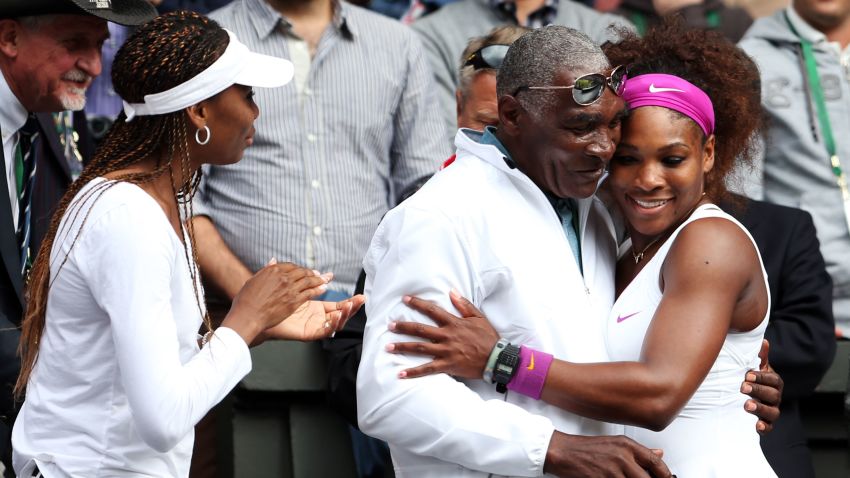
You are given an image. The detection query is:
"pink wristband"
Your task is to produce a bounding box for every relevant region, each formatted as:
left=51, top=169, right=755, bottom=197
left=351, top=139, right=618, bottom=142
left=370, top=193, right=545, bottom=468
left=507, top=346, right=553, bottom=400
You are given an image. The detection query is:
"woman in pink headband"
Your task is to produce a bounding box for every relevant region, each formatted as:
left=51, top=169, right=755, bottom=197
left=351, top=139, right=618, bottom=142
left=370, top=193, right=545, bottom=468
left=387, top=20, right=777, bottom=477
left=586, top=23, right=774, bottom=476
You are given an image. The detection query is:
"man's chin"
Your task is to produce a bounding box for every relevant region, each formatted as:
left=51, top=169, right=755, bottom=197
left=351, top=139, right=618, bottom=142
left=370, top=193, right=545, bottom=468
left=60, top=92, right=87, bottom=112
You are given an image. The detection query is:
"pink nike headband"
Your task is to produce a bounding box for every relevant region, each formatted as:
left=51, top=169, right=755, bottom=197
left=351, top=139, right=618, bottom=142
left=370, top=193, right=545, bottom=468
left=621, top=73, right=715, bottom=136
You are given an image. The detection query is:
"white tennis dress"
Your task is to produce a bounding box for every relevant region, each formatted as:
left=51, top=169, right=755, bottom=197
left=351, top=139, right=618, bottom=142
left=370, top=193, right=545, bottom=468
left=606, top=204, right=777, bottom=477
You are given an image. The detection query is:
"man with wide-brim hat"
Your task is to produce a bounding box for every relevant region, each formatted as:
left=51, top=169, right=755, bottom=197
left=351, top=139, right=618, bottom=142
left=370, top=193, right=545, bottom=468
left=0, top=1, right=156, bottom=475
left=1, top=0, right=157, bottom=25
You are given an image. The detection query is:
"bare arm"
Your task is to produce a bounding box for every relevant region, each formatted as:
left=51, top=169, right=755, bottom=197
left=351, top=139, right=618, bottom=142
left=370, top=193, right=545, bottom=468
left=536, top=219, right=760, bottom=430
left=392, top=219, right=766, bottom=431
left=190, top=215, right=252, bottom=300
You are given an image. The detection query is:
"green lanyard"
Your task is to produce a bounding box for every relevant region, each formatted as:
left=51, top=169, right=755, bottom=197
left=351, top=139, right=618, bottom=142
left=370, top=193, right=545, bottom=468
left=630, top=10, right=720, bottom=36
left=785, top=11, right=850, bottom=234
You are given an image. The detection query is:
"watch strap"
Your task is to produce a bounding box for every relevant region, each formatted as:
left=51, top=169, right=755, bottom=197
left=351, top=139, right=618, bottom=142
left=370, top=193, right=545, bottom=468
left=483, top=338, right=508, bottom=383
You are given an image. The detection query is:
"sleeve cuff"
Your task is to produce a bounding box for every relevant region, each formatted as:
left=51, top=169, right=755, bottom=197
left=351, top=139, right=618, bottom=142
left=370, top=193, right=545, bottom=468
left=206, top=326, right=253, bottom=379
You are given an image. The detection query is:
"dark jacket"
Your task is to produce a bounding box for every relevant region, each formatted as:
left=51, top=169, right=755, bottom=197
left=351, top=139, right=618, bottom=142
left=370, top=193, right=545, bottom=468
left=324, top=270, right=367, bottom=427
left=723, top=196, right=836, bottom=478
left=0, top=111, right=93, bottom=423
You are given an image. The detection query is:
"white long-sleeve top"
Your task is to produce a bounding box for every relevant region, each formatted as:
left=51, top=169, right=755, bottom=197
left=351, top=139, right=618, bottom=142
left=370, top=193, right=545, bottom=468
left=13, top=178, right=252, bottom=478
left=357, top=130, right=621, bottom=477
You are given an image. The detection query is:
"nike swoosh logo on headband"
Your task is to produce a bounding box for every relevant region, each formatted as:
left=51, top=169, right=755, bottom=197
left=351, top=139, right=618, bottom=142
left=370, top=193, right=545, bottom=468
left=648, top=84, right=685, bottom=93
left=617, top=311, right=640, bottom=323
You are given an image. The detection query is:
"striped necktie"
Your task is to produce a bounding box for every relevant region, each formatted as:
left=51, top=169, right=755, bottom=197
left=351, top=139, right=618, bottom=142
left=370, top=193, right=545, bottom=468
left=15, top=116, right=39, bottom=277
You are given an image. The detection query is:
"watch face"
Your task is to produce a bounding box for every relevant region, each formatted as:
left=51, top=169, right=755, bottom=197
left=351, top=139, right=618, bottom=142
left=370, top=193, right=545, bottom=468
left=493, top=344, right=521, bottom=389
left=502, top=356, right=519, bottom=368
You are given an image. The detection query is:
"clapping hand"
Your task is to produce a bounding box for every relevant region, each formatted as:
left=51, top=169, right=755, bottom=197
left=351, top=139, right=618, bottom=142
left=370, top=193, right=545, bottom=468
left=255, top=295, right=366, bottom=344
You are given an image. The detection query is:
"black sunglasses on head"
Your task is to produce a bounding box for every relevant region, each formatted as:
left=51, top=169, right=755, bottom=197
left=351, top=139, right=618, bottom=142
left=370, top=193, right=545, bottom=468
left=463, top=44, right=511, bottom=71
left=512, top=65, right=629, bottom=106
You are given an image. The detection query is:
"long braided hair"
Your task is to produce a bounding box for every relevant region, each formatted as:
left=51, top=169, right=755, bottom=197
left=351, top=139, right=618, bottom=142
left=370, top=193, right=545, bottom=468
left=15, top=11, right=229, bottom=398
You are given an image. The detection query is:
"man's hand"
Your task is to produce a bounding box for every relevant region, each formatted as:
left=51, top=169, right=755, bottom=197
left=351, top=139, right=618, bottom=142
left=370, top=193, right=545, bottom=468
left=544, top=431, right=674, bottom=478
left=255, top=295, right=366, bottom=345
left=386, top=289, right=499, bottom=379
left=741, top=339, right=783, bottom=434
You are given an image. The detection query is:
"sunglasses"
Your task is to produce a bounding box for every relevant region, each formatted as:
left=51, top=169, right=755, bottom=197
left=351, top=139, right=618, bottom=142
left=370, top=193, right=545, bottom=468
left=463, top=44, right=511, bottom=71
left=512, top=65, right=628, bottom=106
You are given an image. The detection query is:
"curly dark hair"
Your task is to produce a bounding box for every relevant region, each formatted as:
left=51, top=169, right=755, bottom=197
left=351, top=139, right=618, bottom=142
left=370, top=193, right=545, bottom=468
left=603, top=18, right=763, bottom=201
left=16, top=10, right=229, bottom=397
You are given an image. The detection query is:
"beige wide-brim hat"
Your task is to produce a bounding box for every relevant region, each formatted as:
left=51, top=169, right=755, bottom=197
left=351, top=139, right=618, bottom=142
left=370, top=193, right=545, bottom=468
left=0, top=0, right=157, bottom=26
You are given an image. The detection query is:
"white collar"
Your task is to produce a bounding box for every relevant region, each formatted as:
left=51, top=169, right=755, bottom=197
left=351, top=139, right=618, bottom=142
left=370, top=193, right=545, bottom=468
left=454, top=128, right=608, bottom=199
left=0, top=68, right=29, bottom=142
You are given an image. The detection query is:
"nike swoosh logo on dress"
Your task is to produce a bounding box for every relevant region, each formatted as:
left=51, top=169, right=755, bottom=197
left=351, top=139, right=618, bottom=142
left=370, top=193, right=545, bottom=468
left=617, top=311, right=641, bottom=323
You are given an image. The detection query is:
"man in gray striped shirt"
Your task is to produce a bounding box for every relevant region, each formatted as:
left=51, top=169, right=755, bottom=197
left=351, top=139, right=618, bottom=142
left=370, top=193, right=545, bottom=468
left=191, top=0, right=449, bottom=301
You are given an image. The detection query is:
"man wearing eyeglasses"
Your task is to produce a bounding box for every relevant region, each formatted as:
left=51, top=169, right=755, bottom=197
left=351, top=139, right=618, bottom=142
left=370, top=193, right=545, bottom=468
left=356, top=25, right=672, bottom=478
left=412, top=0, right=632, bottom=146
left=454, top=26, right=528, bottom=134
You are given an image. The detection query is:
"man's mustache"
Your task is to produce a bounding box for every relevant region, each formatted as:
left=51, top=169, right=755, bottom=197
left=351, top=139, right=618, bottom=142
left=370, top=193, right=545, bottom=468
left=62, top=69, right=92, bottom=85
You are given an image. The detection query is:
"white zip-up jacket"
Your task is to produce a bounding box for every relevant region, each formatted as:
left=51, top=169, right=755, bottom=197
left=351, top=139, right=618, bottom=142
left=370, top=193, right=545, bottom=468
left=357, top=130, right=621, bottom=477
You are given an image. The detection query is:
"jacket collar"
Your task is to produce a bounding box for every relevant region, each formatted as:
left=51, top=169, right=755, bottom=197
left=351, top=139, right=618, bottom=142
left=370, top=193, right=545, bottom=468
left=453, top=128, right=598, bottom=219
left=786, top=6, right=828, bottom=45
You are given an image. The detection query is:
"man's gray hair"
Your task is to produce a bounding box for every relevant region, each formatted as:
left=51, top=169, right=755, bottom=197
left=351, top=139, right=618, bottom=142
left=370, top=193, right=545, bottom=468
left=497, top=26, right=610, bottom=115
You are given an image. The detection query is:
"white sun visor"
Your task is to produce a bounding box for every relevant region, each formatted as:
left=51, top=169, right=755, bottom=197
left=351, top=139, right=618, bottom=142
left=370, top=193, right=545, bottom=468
left=123, top=29, right=294, bottom=121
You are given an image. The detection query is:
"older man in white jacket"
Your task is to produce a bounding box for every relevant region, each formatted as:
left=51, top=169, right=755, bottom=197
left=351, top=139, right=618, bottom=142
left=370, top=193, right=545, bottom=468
left=357, top=26, right=671, bottom=478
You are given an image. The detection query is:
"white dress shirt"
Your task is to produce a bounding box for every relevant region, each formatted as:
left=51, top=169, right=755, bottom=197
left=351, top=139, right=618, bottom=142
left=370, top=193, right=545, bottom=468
left=0, top=69, right=29, bottom=230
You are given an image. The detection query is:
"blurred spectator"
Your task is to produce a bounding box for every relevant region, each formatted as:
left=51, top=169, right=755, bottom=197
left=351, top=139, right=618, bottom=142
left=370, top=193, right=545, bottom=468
left=738, top=0, right=850, bottom=339
left=412, top=0, right=631, bottom=145
left=615, top=0, right=752, bottom=41
left=196, top=0, right=447, bottom=303
left=86, top=2, right=165, bottom=142
left=85, top=22, right=130, bottom=143
left=368, top=0, right=431, bottom=21
left=738, top=2, right=850, bottom=469
left=190, top=0, right=448, bottom=476
left=726, top=0, right=788, bottom=19
left=723, top=195, right=836, bottom=477
left=454, top=25, right=529, bottom=132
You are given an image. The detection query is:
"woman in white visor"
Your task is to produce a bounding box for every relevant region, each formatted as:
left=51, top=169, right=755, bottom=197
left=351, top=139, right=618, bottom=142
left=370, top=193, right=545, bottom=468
left=12, top=10, right=364, bottom=477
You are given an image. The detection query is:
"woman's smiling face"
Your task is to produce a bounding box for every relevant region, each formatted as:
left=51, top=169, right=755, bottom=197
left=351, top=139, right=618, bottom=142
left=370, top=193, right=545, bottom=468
left=607, top=106, right=715, bottom=245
